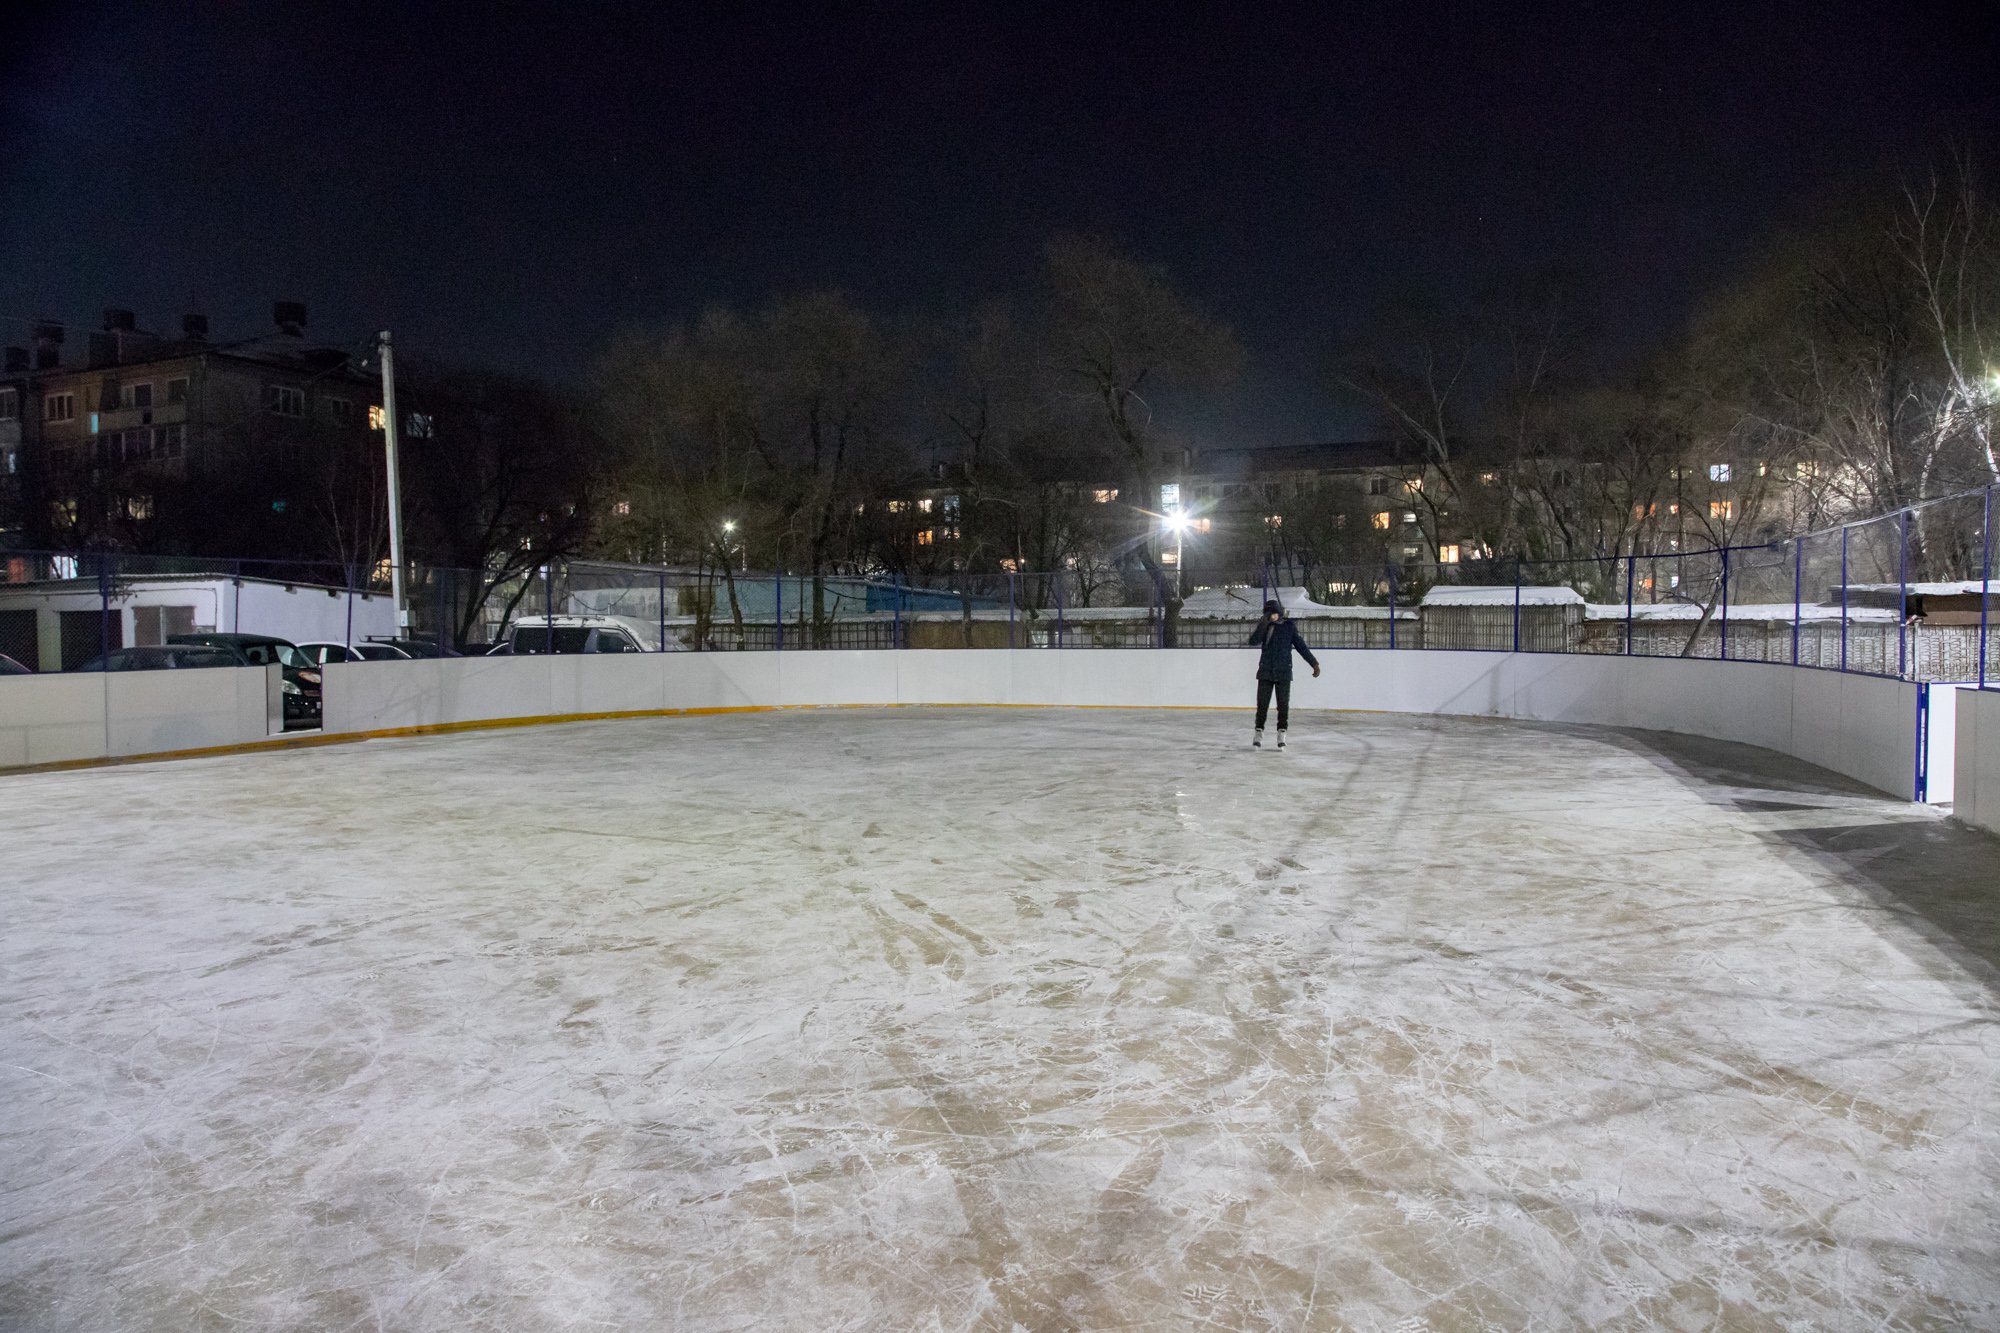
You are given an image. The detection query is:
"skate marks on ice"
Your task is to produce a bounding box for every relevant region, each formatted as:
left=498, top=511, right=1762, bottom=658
left=1, top=708, right=1998, bottom=1330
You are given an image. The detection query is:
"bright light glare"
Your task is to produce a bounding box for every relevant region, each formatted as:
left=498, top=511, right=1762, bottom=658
left=722, top=520, right=736, bottom=533
left=1162, top=512, right=1191, bottom=535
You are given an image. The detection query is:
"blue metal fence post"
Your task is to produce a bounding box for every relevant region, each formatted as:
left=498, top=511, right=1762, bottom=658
left=1896, top=508, right=1910, bottom=679
left=345, top=563, right=356, bottom=649
left=233, top=559, right=243, bottom=632
left=1386, top=563, right=1398, bottom=650
left=774, top=572, right=783, bottom=652
left=658, top=571, right=667, bottom=652
left=1007, top=571, right=1016, bottom=648
left=1719, top=546, right=1731, bottom=661
left=1791, top=538, right=1802, bottom=666
left=1054, top=569, right=1066, bottom=649
left=1512, top=558, right=1523, bottom=654
left=1624, top=552, right=1635, bottom=656
left=892, top=572, right=902, bottom=650
left=1980, top=485, right=1994, bottom=689
left=1839, top=526, right=1850, bottom=673
left=543, top=563, right=554, bottom=653
left=97, top=559, right=111, bottom=669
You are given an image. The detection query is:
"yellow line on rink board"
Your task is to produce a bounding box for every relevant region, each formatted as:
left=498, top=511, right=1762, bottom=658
left=1, top=700, right=1380, bottom=776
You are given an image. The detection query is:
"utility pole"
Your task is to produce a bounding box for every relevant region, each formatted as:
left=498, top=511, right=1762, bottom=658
left=377, top=331, right=409, bottom=629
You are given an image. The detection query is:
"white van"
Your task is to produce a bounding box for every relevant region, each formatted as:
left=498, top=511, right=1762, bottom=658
left=494, top=614, right=659, bottom=655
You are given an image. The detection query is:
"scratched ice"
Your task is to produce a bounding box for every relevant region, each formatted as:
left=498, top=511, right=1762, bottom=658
left=2, top=708, right=1998, bottom=1330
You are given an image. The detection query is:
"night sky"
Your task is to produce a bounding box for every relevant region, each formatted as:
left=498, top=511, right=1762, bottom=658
left=2, top=1, right=1994, bottom=442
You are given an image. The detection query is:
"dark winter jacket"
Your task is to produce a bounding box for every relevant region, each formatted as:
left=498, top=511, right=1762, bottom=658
left=1248, top=617, right=1319, bottom=682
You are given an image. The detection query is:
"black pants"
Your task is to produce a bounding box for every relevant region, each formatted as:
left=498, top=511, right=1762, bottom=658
left=1255, top=678, right=1291, bottom=731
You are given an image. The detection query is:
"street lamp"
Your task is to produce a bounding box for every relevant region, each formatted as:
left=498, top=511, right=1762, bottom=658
left=1161, top=510, right=1191, bottom=587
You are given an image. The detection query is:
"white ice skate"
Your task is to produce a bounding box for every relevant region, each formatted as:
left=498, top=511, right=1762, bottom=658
left=1276, top=730, right=1288, bottom=750
left=1252, top=728, right=1264, bottom=748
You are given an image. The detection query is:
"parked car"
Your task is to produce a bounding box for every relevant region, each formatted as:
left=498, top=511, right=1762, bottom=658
left=295, top=641, right=414, bottom=664
left=365, top=636, right=460, bottom=658
left=495, top=615, right=650, bottom=655
left=72, top=645, right=245, bottom=672
left=0, top=652, right=30, bottom=675
left=168, top=633, right=322, bottom=725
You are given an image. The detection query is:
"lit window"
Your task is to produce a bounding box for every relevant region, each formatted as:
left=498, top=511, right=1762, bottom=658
left=1669, top=574, right=1681, bottom=589
left=613, top=500, right=631, bottom=516
left=1093, top=488, right=1118, bottom=504
left=1756, top=462, right=1768, bottom=478
left=266, top=385, right=305, bottom=417
left=1708, top=463, right=1731, bottom=482
left=918, top=497, right=933, bottom=513
left=1371, top=511, right=1391, bottom=530
left=887, top=500, right=909, bottom=514
left=1404, top=477, right=1423, bottom=493
left=1439, top=544, right=1461, bottom=564
left=1402, top=546, right=1422, bottom=561
left=1161, top=548, right=1179, bottom=566
left=166, top=377, right=188, bottom=405
left=125, top=494, right=153, bottom=520
left=1796, top=459, right=1820, bottom=479
left=119, top=383, right=154, bottom=411
left=1478, top=472, right=1498, bottom=485
left=1640, top=576, right=1654, bottom=592
left=1710, top=500, right=1733, bottom=520
left=917, top=528, right=935, bottom=546
left=368, top=404, right=387, bottom=431
left=44, top=393, right=75, bottom=423
left=1265, top=514, right=1283, bottom=528
left=999, top=558, right=1019, bottom=573
left=1668, top=502, right=1679, bottom=516
left=1402, top=511, right=1417, bottom=524
left=1161, top=483, right=1180, bottom=508
left=1192, top=517, right=1212, bottom=534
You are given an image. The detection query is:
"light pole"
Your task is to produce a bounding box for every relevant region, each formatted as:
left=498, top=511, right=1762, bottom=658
left=377, top=331, right=409, bottom=629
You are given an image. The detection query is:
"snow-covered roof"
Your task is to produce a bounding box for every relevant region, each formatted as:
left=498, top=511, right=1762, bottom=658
left=1420, top=585, right=1584, bottom=608
left=1583, top=602, right=1900, bottom=623
left=1833, top=582, right=1992, bottom=597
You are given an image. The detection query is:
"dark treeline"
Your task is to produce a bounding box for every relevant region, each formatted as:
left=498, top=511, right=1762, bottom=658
left=21, top=153, right=1993, bottom=635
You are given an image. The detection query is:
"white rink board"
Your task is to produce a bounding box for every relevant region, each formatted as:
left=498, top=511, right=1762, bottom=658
left=0, top=664, right=277, bottom=766
left=313, top=649, right=1940, bottom=800
left=1956, top=687, right=2000, bottom=836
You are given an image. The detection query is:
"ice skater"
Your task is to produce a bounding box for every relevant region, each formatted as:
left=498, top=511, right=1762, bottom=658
left=1248, top=599, right=1319, bottom=749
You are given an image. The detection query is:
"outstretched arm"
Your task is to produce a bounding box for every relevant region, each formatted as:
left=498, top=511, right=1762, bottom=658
left=1293, top=632, right=1320, bottom=676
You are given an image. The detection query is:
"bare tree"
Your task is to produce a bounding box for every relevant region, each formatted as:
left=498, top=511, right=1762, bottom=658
left=1035, top=235, right=1243, bottom=644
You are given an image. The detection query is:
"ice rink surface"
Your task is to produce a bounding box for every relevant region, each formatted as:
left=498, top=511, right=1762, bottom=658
left=3, top=707, right=1999, bottom=1331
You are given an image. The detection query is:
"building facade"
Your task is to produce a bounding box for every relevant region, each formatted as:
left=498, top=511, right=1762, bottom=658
left=0, top=304, right=382, bottom=557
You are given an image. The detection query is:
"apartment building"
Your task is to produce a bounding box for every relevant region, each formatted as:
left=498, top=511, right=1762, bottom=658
left=0, top=303, right=381, bottom=552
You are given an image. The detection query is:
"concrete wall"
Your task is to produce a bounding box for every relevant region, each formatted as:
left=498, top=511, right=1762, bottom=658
left=316, top=650, right=1943, bottom=801
left=1955, top=688, right=2000, bottom=837
left=0, top=665, right=278, bottom=767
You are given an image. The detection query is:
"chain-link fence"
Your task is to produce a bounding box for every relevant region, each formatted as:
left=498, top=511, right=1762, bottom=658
left=4, top=484, right=1993, bottom=686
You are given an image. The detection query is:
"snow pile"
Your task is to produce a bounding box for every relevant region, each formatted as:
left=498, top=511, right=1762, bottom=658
left=1180, top=585, right=1335, bottom=618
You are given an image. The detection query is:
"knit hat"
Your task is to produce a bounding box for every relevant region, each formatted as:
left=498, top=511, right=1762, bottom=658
left=1263, top=600, right=1282, bottom=615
